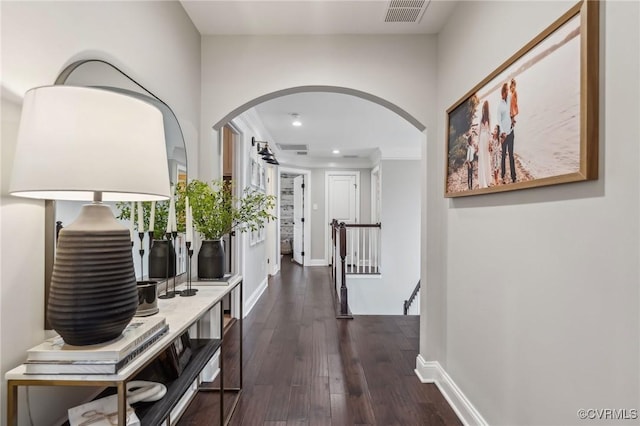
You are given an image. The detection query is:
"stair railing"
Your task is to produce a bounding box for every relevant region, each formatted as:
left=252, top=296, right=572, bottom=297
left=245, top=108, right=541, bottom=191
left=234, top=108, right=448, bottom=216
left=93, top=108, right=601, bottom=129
left=403, top=280, right=421, bottom=315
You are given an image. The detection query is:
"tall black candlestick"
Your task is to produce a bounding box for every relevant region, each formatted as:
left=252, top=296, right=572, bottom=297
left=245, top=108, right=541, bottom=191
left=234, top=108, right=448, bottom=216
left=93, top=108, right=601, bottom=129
left=171, top=231, right=180, bottom=296
left=138, top=232, right=145, bottom=280
left=181, top=241, right=196, bottom=297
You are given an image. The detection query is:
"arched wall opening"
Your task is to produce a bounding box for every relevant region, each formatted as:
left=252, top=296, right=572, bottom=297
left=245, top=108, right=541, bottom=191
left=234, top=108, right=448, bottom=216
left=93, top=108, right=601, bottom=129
left=211, top=85, right=426, bottom=132
left=209, top=83, right=428, bottom=321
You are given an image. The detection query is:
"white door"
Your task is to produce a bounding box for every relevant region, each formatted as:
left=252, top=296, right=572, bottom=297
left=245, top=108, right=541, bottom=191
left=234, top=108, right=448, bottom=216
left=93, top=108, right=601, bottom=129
left=326, top=172, right=359, bottom=262
left=292, top=175, right=304, bottom=265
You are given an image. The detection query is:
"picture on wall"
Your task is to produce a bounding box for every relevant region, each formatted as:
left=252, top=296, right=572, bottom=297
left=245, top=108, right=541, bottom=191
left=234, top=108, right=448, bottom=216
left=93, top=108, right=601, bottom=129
left=444, top=0, right=598, bottom=197
left=250, top=159, right=259, bottom=188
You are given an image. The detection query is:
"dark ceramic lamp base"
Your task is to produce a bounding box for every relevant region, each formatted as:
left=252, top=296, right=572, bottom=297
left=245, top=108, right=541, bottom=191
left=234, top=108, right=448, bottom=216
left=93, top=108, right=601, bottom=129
left=47, top=204, right=138, bottom=346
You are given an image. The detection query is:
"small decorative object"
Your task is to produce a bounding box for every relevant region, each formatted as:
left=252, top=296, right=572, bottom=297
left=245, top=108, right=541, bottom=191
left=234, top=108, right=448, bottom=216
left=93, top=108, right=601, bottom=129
left=177, top=179, right=276, bottom=279
left=181, top=241, right=196, bottom=296
left=170, top=228, right=180, bottom=296
left=126, top=380, right=167, bottom=404
left=9, top=86, right=170, bottom=345
left=444, top=0, right=598, bottom=197
left=135, top=281, right=159, bottom=317
left=68, top=394, right=139, bottom=426
left=181, top=201, right=197, bottom=296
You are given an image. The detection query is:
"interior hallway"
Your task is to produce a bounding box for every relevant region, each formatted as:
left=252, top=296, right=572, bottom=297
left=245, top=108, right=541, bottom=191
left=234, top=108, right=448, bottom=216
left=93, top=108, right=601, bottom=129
left=179, top=258, right=461, bottom=425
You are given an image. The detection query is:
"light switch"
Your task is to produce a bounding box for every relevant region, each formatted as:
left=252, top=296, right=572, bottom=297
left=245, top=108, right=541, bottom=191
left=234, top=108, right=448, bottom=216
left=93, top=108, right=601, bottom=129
left=313, top=203, right=318, bottom=210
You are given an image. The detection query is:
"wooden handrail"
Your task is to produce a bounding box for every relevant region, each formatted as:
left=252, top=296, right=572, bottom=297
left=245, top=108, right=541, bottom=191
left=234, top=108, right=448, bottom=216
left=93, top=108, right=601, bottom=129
left=329, top=222, right=381, bottom=229
left=403, top=280, right=421, bottom=315
left=342, top=223, right=381, bottom=228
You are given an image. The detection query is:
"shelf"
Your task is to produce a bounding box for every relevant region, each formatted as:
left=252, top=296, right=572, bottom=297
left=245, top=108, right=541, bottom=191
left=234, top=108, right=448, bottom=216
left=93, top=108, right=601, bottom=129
left=6, top=276, right=243, bottom=426
left=61, top=339, right=221, bottom=426
left=136, top=339, right=221, bottom=425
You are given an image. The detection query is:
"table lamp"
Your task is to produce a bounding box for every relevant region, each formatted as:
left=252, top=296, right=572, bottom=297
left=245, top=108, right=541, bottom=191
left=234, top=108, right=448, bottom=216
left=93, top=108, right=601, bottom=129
left=9, top=85, right=170, bottom=345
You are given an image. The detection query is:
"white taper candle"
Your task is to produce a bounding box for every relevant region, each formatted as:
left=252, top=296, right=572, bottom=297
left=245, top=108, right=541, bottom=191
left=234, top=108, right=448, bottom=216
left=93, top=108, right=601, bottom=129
left=149, top=201, right=156, bottom=233
left=167, top=185, right=175, bottom=233
left=186, top=205, right=193, bottom=243
left=137, top=201, right=144, bottom=232
left=129, top=201, right=135, bottom=240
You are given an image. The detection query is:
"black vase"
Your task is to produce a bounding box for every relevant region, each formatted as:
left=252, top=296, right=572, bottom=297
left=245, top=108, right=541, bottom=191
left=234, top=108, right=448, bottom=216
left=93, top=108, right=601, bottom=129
left=149, top=239, right=176, bottom=279
left=198, top=239, right=225, bottom=279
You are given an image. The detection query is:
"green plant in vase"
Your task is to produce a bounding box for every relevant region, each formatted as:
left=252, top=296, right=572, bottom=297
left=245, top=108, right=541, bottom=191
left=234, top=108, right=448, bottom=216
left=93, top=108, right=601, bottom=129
left=176, top=179, right=276, bottom=279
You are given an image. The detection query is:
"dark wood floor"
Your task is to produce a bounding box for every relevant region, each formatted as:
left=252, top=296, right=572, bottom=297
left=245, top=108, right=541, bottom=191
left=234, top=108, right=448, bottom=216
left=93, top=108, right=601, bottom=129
left=178, top=258, right=461, bottom=426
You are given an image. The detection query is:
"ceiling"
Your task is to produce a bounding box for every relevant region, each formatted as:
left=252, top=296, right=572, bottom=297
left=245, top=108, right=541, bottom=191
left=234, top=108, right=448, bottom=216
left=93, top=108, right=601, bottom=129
left=180, top=1, right=456, bottom=167
left=248, top=92, right=422, bottom=167
left=180, top=1, right=457, bottom=35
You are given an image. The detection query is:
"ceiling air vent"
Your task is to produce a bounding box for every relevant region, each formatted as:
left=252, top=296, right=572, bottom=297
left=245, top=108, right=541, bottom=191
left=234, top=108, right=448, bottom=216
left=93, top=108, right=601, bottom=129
left=384, top=0, right=430, bottom=23
left=276, top=143, right=308, bottom=151
left=296, top=152, right=308, bottom=156
left=343, top=155, right=359, bottom=159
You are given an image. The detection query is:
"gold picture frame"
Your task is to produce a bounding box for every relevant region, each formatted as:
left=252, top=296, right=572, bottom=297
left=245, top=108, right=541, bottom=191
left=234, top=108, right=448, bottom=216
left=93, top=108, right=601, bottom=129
left=444, top=0, right=598, bottom=197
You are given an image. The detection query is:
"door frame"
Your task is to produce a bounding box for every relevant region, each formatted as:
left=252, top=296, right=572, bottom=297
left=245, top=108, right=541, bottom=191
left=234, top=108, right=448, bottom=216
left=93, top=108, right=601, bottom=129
left=225, top=122, right=243, bottom=277
left=277, top=166, right=311, bottom=270
left=370, top=165, right=381, bottom=223
left=325, top=170, right=361, bottom=263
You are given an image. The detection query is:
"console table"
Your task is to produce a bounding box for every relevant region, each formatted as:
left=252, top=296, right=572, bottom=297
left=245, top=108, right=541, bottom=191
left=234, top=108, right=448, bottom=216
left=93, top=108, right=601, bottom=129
left=5, top=275, right=243, bottom=426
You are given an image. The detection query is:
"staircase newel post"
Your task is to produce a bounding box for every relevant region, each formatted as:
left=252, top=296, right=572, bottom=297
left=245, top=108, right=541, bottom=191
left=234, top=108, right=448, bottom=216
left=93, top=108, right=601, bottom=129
left=339, top=222, right=348, bottom=316
left=331, top=219, right=337, bottom=278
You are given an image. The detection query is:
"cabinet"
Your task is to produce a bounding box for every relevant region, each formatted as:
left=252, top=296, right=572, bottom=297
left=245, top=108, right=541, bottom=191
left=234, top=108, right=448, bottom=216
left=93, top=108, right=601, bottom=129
left=6, top=276, right=243, bottom=426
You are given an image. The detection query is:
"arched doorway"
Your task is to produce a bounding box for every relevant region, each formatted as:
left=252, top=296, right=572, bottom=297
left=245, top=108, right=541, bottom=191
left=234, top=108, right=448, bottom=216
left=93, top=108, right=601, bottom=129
left=214, top=86, right=427, bottom=317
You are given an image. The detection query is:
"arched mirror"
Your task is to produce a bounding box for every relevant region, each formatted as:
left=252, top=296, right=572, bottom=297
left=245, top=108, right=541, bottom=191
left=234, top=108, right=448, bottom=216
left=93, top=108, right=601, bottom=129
left=44, top=59, right=188, bottom=328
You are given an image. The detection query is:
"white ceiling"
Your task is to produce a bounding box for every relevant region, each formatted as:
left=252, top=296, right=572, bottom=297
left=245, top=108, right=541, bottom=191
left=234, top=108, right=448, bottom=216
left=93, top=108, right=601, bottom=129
left=180, top=1, right=454, bottom=167
left=180, top=1, right=457, bottom=35
left=248, top=92, right=422, bottom=166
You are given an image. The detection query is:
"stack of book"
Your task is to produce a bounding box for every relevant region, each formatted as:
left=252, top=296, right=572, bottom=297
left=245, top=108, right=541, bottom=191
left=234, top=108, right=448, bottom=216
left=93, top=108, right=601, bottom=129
left=25, top=316, right=168, bottom=375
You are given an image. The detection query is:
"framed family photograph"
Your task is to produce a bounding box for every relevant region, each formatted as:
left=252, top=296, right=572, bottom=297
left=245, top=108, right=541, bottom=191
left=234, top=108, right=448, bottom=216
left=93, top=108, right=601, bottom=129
left=444, top=0, right=598, bottom=198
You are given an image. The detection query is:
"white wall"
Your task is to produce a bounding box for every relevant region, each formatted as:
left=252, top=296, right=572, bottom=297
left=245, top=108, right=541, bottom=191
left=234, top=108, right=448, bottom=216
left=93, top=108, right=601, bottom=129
left=0, top=2, right=201, bottom=424
left=348, top=160, right=420, bottom=315
left=231, top=114, right=273, bottom=311
left=424, top=1, right=640, bottom=424
left=200, top=34, right=438, bottom=179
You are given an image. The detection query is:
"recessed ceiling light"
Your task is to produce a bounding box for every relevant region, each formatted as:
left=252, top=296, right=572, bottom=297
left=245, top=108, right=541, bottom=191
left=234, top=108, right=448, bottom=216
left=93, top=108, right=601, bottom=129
left=291, top=113, right=302, bottom=127
left=332, top=149, right=340, bottom=154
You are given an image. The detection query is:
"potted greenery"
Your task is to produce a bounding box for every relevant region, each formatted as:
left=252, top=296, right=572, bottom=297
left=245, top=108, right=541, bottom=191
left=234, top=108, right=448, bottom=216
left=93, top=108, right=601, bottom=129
left=177, top=179, right=276, bottom=279
left=117, top=201, right=179, bottom=278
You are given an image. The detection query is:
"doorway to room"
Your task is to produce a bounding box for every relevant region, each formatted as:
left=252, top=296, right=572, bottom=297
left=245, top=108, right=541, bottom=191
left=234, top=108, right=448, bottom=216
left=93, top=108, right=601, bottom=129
left=278, top=167, right=311, bottom=269
left=325, top=170, right=360, bottom=262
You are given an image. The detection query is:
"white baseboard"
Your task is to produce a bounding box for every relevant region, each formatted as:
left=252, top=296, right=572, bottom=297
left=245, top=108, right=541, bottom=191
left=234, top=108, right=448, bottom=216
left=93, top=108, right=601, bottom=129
left=307, top=259, right=328, bottom=266
left=244, top=277, right=268, bottom=318
left=269, top=263, right=280, bottom=276
left=415, top=355, right=488, bottom=426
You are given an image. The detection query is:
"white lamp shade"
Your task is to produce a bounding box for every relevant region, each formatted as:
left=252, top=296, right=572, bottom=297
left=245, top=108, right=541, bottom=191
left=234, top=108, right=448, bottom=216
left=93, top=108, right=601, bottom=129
left=10, top=85, right=170, bottom=201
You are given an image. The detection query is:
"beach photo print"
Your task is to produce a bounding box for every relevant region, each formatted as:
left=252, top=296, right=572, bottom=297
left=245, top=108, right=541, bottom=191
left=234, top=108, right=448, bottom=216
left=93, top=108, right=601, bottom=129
left=445, top=0, right=599, bottom=198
